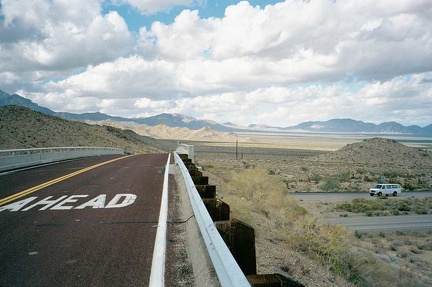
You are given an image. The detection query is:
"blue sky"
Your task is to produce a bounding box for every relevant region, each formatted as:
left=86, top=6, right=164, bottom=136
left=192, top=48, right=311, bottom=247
left=102, top=1, right=285, bottom=32
left=1, top=0, right=432, bottom=127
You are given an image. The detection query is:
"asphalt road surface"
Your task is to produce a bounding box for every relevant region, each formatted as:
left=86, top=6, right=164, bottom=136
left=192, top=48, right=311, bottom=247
left=325, top=214, right=432, bottom=233
left=0, top=154, right=169, bottom=287
left=292, top=191, right=432, bottom=233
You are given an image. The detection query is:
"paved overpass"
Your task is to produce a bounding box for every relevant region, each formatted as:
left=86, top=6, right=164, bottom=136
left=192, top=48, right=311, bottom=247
left=0, top=154, right=171, bottom=286
left=0, top=151, right=304, bottom=287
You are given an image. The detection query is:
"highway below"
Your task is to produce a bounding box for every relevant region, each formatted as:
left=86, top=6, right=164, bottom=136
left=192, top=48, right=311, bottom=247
left=292, top=191, right=432, bottom=233
left=0, top=154, right=170, bottom=286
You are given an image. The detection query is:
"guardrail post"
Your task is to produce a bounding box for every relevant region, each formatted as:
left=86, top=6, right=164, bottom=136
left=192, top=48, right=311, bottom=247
left=203, top=199, right=230, bottom=221
left=192, top=176, right=208, bottom=185
left=215, top=219, right=256, bottom=275
left=176, top=151, right=305, bottom=287
left=195, top=185, right=216, bottom=199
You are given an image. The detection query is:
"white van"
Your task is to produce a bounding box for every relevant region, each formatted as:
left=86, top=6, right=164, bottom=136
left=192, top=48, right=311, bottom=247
left=369, top=184, right=402, bottom=196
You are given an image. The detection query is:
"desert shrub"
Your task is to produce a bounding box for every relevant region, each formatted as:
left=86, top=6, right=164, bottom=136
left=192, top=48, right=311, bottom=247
left=309, top=173, right=322, bottom=183
left=336, top=172, right=351, bottom=181
left=213, top=164, right=431, bottom=287
left=397, top=202, right=411, bottom=212
left=242, top=161, right=255, bottom=169
left=356, top=168, right=366, bottom=174
left=335, top=198, right=386, bottom=213
left=403, top=183, right=416, bottom=191
left=347, top=251, right=404, bottom=287
left=413, top=207, right=427, bottom=214
left=335, top=197, right=432, bottom=216
left=321, top=177, right=340, bottom=191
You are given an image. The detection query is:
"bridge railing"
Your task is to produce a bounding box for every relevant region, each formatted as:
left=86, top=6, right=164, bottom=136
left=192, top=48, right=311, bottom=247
left=174, top=152, right=251, bottom=287
left=0, top=147, right=125, bottom=172
left=175, top=143, right=195, bottom=163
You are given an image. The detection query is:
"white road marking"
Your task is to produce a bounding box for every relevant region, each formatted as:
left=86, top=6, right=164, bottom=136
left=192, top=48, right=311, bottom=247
left=149, top=153, right=171, bottom=287
left=0, top=194, right=137, bottom=212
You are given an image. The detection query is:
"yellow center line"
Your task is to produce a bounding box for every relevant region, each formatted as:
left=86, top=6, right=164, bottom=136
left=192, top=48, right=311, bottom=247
left=0, top=155, right=134, bottom=207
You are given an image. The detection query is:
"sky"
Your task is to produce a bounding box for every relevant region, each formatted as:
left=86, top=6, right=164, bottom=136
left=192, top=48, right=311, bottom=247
left=1, top=0, right=432, bottom=127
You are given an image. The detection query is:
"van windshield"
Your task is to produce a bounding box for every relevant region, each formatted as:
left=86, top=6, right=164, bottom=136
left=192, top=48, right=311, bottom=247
left=374, top=184, right=382, bottom=188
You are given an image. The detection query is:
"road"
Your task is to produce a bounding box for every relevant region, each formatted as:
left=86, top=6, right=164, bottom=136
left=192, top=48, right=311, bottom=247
left=0, top=154, right=169, bottom=286
left=324, top=214, right=432, bottom=233
left=292, top=191, right=432, bottom=233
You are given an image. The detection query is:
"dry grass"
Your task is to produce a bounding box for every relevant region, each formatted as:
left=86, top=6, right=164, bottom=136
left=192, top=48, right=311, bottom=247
left=203, top=164, right=356, bottom=286
left=198, top=143, right=432, bottom=287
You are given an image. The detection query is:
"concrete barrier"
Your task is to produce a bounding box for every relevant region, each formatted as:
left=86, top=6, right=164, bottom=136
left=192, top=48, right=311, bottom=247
left=0, top=147, right=125, bottom=172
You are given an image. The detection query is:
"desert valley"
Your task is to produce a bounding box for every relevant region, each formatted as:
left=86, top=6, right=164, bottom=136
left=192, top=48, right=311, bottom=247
left=1, top=102, right=432, bottom=286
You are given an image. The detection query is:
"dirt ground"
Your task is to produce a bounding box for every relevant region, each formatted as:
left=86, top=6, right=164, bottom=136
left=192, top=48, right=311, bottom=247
left=192, top=135, right=432, bottom=287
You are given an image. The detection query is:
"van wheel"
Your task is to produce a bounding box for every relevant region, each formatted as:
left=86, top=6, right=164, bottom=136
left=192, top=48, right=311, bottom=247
left=393, top=191, right=397, bottom=196
left=377, top=192, right=382, bottom=196
left=370, top=194, right=374, bottom=196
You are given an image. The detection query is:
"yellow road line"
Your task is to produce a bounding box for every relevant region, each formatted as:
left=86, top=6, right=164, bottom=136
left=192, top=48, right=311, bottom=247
left=0, top=155, right=134, bottom=207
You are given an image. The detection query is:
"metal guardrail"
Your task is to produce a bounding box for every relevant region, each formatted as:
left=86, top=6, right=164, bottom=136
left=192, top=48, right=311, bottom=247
left=175, top=144, right=195, bottom=163
left=0, top=147, right=126, bottom=172
left=174, top=152, right=251, bottom=287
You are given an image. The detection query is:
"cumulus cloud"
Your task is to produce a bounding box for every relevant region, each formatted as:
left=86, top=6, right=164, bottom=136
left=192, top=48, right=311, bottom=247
left=0, top=0, right=133, bottom=86
left=120, top=0, right=201, bottom=15
left=138, top=0, right=432, bottom=81
left=2, top=0, right=432, bottom=127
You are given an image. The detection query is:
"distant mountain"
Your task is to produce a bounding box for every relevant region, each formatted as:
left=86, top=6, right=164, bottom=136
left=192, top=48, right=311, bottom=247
left=0, top=90, right=232, bottom=132
left=1, top=89, right=431, bottom=135
left=423, top=124, right=432, bottom=134
left=0, top=89, right=55, bottom=115
left=56, top=111, right=128, bottom=122
left=285, top=118, right=429, bottom=135
left=287, top=119, right=376, bottom=132
left=131, top=113, right=233, bottom=132
left=248, top=123, right=281, bottom=130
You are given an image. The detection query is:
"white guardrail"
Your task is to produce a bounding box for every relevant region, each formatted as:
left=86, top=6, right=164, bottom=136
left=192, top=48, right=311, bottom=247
left=174, top=152, right=251, bottom=287
left=0, top=147, right=125, bottom=172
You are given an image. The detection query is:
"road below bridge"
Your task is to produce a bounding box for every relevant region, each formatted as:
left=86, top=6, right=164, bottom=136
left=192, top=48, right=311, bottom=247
left=292, top=191, right=432, bottom=233
left=0, top=154, right=170, bottom=286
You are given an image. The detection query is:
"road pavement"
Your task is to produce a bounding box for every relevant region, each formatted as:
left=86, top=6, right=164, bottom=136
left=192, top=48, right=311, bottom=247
left=0, top=154, right=169, bottom=286
left=325, top=214, right=432, bottom=233
left=292, top=191, right=432, bottom=233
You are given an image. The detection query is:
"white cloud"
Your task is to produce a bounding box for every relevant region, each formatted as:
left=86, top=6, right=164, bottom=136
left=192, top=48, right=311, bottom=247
left=120, top=0, right=199, bottom=15
left=42, top=56, right=183, bottom=99
left=0, top=0, right=132, bottom=85
left=2, top=0, right=432, bottom=127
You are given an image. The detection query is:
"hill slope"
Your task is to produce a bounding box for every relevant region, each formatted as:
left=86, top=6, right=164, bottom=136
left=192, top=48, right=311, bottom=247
left=84, top=119, right=251, bottom=142
left=304, top=137, right=432, bottom=190
left=0, top=106, right=161, bottom=154
left=316, top=137, right=430, bottom=165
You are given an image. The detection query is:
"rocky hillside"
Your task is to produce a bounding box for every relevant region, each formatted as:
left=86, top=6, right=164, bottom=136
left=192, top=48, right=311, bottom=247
left=85, top=119, right=251, bottom=142
left=316, top=138, right=430, bottom=167
left=0, top=106, right=161, bottom=154
left=304, top=137, right=432, bottom=190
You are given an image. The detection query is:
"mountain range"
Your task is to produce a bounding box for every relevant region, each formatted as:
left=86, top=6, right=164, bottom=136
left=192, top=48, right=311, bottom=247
left=1, top=89, right=431, bottom=135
